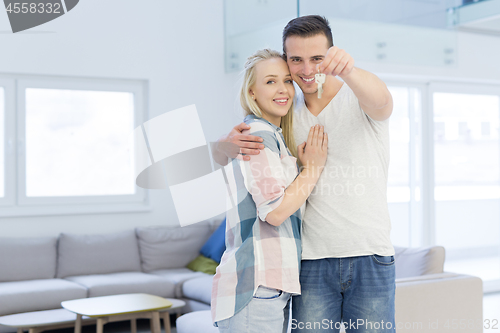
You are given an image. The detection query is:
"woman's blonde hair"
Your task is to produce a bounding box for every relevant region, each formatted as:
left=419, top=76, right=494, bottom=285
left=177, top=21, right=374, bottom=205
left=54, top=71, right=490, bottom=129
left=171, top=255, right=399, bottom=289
left=239, top=49, right=297, bottom=158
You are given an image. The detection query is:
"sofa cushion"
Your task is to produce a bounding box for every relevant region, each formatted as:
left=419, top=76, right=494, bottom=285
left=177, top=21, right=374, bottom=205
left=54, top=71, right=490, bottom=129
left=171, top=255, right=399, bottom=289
left=394, top=245, right=445, bottom=279
left=187, top=255, right=218, bottom=275
left=136, top=222, right=212, bottom=272
left=181, top=274, right=213, bottom=305
left=149, top=268, right=206, bottom=284
left=57, top=230, right=142, bottom=278
left=149, top=268, right=207, bottom=298
left=179, top=299, right=211, bottom=313
left=0, top=279, right=87, bottom=316
left=0, top=237, right=57, bottom=282
left=176, top=310, right=218, bottom=333
left=200, top=218, right=226, bottom=263
left=64, top=272, right=175, bottom=298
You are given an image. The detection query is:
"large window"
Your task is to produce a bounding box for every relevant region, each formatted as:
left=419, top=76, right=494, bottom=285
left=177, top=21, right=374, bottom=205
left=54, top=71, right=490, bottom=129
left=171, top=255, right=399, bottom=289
left=0, top=87, right=4, bottom=198
left=387, top=85, right=422, bottom=248
left=25, top=89, right=135, bottom=197
left=433, top=92, right=500, bottom=201
left=431, top=83, right=500, bottom=290
left=386, top=80, right=500, bottom=292
left=0, top=76, right=148, bottom=215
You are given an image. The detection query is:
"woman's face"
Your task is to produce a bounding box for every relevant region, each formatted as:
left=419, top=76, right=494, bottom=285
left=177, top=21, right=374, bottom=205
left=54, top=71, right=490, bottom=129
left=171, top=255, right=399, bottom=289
left=250, top=57, right=295, bottom=127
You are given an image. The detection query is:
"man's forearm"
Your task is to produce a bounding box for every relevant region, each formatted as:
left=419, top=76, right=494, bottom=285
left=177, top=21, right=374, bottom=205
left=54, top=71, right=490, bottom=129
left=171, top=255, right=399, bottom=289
left=212, top=137, right=229, bottom=166
left=340, top=67, right=392, bottom=120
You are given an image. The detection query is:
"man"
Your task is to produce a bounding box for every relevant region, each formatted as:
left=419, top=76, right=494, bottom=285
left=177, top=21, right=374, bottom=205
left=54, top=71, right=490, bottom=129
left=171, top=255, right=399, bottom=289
left=214, top=15, right=395, bottom=332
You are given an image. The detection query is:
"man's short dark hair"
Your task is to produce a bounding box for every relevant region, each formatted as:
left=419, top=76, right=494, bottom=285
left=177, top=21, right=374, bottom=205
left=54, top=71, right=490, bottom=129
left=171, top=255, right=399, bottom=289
left=282, top=15, right=334, bottom=56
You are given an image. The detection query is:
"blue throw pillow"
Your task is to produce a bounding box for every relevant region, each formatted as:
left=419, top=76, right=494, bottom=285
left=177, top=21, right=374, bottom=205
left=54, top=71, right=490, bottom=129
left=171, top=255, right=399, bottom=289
left=200, top=218, right=226, bottom=263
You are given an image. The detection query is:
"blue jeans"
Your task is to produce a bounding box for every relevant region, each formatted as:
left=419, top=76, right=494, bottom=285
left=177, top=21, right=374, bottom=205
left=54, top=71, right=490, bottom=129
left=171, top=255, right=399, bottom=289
left=217, top=285, right=291, bottom=333
left=291, top=255, right=396, bottom=332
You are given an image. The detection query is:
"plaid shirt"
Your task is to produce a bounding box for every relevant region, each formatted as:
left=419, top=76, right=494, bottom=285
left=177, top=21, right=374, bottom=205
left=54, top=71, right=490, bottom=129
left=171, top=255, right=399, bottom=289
left=211, top=114, right=303, bottom=324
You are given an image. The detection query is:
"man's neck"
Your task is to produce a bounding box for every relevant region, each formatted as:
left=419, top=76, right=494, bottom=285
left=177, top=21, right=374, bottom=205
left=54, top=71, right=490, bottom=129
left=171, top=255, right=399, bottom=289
left=303, top=77, right=344, bottom=116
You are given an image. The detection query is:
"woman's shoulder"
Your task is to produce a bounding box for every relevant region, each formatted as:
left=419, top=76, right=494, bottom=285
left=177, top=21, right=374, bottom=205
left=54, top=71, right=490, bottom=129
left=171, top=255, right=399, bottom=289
left=242, top=116, right=280, bottom=153
left=243, top=115, right=276, bottom=133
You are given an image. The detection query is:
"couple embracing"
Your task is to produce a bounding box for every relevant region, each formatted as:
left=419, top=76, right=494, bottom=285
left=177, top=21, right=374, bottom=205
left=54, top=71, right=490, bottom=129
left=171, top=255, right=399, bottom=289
left=211, top=15, right=395, bottom=333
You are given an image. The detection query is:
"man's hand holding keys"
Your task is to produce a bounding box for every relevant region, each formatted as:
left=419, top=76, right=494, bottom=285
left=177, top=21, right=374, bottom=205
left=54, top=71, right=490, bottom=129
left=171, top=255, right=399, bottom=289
left=317, top=46, right=355, bottom=78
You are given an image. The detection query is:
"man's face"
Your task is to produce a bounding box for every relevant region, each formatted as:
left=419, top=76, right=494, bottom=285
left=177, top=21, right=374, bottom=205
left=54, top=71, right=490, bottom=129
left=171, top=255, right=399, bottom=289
left=285, top=34, right=330, bottom=95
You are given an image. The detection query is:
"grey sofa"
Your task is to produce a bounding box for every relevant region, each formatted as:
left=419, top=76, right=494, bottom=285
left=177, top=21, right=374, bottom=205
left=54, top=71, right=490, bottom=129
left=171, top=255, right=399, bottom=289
left=0, top=221, right=218, bottom=333
left=0, top=223, right=484, bottom=333
left=175, top=245, right=484, bottom=333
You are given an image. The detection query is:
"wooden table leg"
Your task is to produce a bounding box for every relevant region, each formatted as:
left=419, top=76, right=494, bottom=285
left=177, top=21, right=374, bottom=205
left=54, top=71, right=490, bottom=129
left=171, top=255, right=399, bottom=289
left=150, top=312, right=161, bottom=333
left=160, top=312, right=171, bottom=333
left=97, top=318, right=105, bottom=333
left=75, top=314, right=82, bottom=333
left=130, top=318, right=137, bottom=333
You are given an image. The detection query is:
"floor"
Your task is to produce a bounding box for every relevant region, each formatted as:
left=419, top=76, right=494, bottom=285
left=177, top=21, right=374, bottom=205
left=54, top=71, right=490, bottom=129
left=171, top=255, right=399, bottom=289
left=39, top=293, right=500, bottom=333
left=483, top=292, right=500, bottom=331
left=446, top=257, right=500, bottom=282
left=44, top=316, right=178, bottom=333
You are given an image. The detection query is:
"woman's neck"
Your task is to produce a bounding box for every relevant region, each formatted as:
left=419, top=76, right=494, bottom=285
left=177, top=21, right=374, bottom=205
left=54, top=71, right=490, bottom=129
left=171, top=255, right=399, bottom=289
left=261, top=114, right=281, bottom=128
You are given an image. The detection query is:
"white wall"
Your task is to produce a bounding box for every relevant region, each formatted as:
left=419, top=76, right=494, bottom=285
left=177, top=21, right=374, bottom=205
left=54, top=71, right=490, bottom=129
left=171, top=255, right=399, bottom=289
left=1, top=1, right=499, bottom=238
left=358, top=29, right=500, bottom=82
left=0, top=0, right=239, bottom=237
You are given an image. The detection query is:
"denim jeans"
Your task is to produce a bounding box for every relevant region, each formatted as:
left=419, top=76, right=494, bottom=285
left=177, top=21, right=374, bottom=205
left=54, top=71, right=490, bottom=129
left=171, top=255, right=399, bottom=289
left=291, top=255, right=396, bottom=332
left=217, top=285, right=292, bottom=333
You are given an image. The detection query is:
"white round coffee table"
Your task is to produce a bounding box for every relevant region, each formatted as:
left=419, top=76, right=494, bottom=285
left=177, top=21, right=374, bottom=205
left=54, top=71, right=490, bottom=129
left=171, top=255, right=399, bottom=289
left=62, top=293, right=185, bottom=333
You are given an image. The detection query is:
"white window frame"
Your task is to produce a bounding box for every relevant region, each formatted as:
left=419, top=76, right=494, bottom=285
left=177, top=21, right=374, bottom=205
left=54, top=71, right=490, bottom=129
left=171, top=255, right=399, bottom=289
left=0, top=77, right=16, bottom=207
left=0, top=74, right=151, bottom=217
left=430, top=81, right=500, bottom=294
left=382, top=77, right=500, bottom=293
left=429, top=82, right=500, bottom=208
left=383, top=79, right=427, bottom=248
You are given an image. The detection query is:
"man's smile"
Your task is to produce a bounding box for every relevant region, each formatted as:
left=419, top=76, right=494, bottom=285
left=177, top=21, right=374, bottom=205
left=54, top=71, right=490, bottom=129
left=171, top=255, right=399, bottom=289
left=300, top=76, right=316, bottom=84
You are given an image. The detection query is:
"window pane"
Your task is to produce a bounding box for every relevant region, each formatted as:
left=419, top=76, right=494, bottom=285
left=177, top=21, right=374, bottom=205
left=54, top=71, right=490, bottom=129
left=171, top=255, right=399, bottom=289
left=434, top=93, right=500, bottom=200
left=25, top=88, right=135, bottom=197
left=0, top=87, right=4, bottom=197
left=434, top=92, right=500, bottom=283
left=387, top=86, right=421, bottom=247
left=387, top=87, right=410, bottom=203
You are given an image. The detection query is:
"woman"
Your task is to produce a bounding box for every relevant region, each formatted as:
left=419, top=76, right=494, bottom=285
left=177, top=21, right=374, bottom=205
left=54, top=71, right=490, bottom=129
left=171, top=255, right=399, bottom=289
left=211, top=49, right=328, bottom=332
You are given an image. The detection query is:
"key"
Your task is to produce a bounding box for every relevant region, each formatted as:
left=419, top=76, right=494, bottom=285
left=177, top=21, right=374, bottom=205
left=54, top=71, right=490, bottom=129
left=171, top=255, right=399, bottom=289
left=315, top=73, right=326, bottom=99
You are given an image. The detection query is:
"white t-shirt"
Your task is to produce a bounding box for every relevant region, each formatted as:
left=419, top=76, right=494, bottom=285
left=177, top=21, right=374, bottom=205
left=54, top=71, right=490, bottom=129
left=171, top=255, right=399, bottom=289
left=293, top=83, right=395, bottom=259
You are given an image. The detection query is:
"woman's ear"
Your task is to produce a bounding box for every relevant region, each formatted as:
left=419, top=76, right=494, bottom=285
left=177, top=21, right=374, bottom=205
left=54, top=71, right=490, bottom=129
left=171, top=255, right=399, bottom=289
left=249, top=89, right=256, bottom=101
